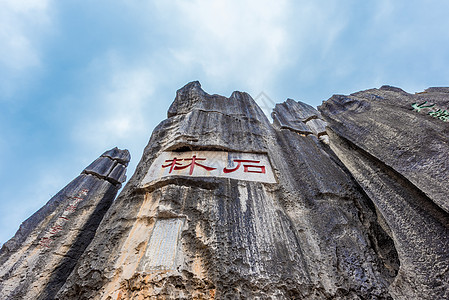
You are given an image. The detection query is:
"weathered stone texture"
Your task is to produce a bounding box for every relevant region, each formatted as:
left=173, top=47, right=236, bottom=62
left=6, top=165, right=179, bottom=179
left=272, top=99, right=329, bottom=142
left=0, top=148, right=129, bottom=300
left=319, top=86, right=449, bottom=213
left=4, top=82, right=447, bottom=300
left=272, top=99, right=313, bottom=134
left=57, top=82, right=396, bottom=299
left=319, top=86, right=449, bottom=300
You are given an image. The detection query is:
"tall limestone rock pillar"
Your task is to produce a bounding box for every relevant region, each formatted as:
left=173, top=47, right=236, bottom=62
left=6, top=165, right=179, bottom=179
left=0, top=147, right=130, bottom=300
left=318, top=86, right=449, bottom=300
left=58, top=82, right=396, bottom=299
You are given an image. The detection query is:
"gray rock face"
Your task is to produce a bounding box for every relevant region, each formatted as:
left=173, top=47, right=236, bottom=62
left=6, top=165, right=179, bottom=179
left=272, top=99, right=314, bottom=134
left=0, top=147, right=129, bottom=300
left=4, top=82, right=447, bottom=299
left=319, top=86, right=449, bottom=300
left=319, top=86, right=449, bottom=212
left=272, top=99, right=328, bottom=141
left=57, top=82, right=397, bottom=299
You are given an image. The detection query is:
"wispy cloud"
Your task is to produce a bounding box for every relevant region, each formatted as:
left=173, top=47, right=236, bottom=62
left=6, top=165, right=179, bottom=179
left=0, top=0, right=52, bottom=98
left=72, top=53, right=155, bottom=151
left=155, top=0, right=290, bottom=93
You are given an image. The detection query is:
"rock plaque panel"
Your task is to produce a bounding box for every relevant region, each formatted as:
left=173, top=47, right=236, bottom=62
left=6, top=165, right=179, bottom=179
left=141, top=151, right=276, bottom=186
left=139, top=218, right=184, bottom=271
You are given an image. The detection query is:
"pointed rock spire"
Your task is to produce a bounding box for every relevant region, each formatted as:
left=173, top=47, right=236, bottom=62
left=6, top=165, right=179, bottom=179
left=0, top=148, right=130, bottom=300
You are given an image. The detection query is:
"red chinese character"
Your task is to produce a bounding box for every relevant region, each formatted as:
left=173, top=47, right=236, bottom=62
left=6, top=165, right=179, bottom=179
left=162, top=157, right=184, bottom=173
left=39, top=237, right=53, bottom=248
left=49, top=224, right=63, bottom=234
left=167, top=155, right=217, bottom=175
left=64, top=204, right=78, bottom=213
left=223, top=159, right=266, bottom=174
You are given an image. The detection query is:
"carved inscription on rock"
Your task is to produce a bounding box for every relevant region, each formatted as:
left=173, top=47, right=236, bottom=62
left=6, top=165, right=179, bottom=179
left=141, top=151, right=276, bottom=186
left=411, top=101, right=449, bottom=121
left=39, top=188, right=89, bottom=248
left=139, top=218, right=184, bottom=271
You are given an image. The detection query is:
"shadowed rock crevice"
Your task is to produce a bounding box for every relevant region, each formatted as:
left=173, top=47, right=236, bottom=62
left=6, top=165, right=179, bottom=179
left=38, top=183, right=119, bottom=300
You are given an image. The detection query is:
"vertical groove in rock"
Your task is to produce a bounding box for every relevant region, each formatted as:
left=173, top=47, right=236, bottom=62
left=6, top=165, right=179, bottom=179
left=57, top=82, right=394, bottom=299
left=3, top=82, right=447, bottom=300
left=319, top=86, right=449, bottom=300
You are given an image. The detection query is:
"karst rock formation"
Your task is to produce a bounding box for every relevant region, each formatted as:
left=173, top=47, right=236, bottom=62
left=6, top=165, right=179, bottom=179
left=0, top=148, right=130, bottom=300
left=1, top=82, right=448, bottom=300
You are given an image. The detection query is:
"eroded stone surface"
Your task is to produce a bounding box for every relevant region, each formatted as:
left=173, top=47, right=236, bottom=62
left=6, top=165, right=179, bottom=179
left=272, top=98, right=329, bottom=140
left=138, top=218, right=185, bottom=272
left=6, top=82, right=447, bottom=299
left=319, top=86, right=449, bottom=300
left=0, top=148, right=130, bottom=300
left=57, top=82, right=395, bottom=299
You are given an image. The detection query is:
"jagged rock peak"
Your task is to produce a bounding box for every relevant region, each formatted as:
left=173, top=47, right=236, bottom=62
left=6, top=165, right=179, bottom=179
left=101, top=147, right=131, bottom=165
left=0, top=147, right=129, bottom=300
left=272, top=98, right=328, bottom=141
left=167, top=81, right=266, bottom=123
left=323, top=85, right=449, bottom=116
left=379, top=85, right=408, bottom=93
left=83, top=147, right=130, bottom=185
left=423, top=86, right=449, bottom=93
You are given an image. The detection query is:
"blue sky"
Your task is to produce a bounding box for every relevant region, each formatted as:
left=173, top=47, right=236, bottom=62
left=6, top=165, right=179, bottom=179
left=1, top=0, right=448, bottom=244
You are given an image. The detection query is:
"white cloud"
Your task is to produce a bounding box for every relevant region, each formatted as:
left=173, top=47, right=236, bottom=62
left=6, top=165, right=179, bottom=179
left=0, top=0, right=52, bottom=97
left=156, top=0, right=290, bottom=92
left=72, top=53, right=155, bottom=151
